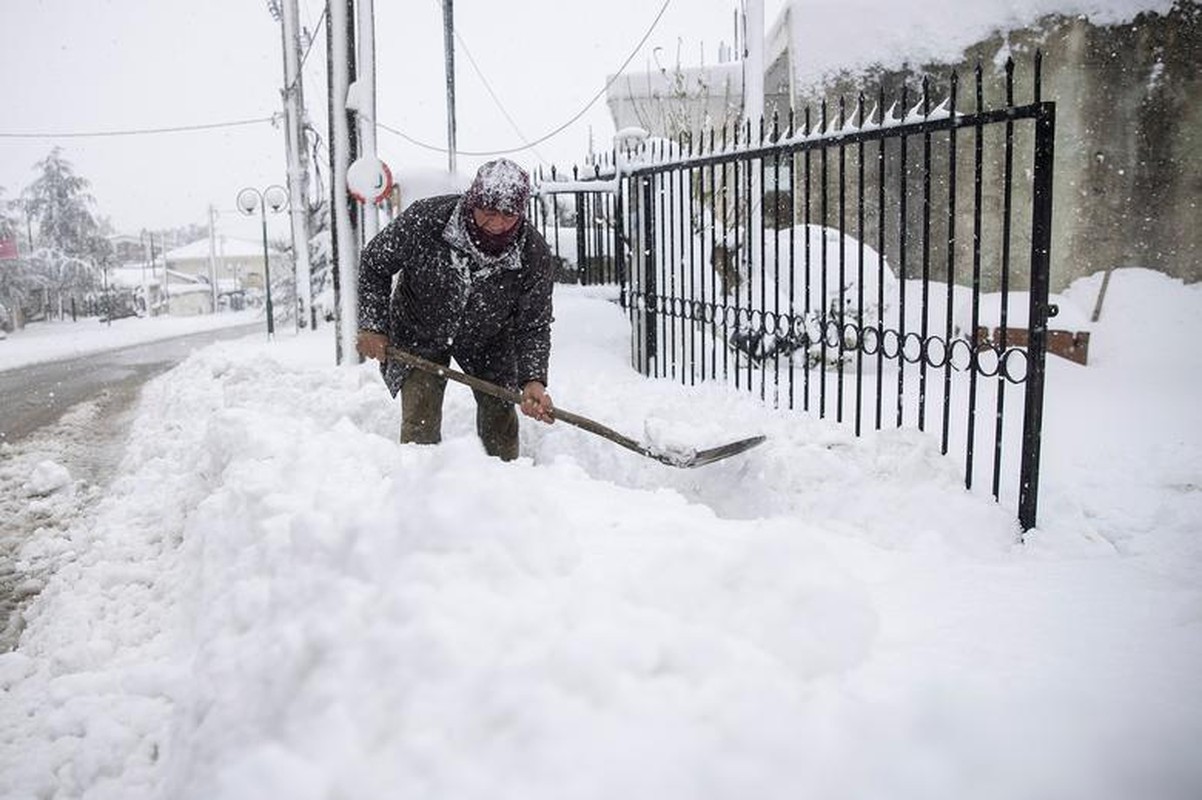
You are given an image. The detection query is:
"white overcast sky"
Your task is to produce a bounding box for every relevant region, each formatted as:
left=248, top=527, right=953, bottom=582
left=1, top=0, right=785, bottom=241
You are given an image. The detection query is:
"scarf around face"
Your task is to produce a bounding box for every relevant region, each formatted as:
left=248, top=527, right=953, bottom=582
left=464, top=209, right=522, bottom=256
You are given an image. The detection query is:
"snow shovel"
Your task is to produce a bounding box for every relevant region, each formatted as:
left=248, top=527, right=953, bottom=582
left=383, top=346, right=766, bottom=468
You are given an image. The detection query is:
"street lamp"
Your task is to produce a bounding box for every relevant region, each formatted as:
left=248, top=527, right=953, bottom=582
left=236, top=185, right=289, bottom=338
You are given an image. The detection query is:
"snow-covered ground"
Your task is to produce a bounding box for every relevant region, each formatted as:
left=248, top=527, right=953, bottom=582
left=0, top=309, right=264, bottom=373
left=1, top=269, right=1199, bottom=799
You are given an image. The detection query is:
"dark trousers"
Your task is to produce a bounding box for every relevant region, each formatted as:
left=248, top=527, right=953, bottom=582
left=400, top=368, right=519, bottom=461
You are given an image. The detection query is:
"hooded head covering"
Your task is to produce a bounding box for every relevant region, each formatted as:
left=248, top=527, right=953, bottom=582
left=462, top=159, right=531, bottom=255
left=464, top=158, right=531, bottom=215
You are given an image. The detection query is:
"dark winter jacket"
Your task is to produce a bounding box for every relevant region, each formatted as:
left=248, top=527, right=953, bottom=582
left=358, top=194, right=555, bottom=396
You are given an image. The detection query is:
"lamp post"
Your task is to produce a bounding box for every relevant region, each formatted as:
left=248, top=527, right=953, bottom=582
left=236, top=185, right=289, bottom=338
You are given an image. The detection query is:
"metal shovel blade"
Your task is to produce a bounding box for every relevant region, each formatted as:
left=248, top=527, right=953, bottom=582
left=675, top=435, right=768, bottom=468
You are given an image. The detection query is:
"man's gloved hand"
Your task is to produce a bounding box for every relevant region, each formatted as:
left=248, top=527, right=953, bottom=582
left=519, top=381, right=554, bottom=424
left=356, top=330, right=389, bottom=361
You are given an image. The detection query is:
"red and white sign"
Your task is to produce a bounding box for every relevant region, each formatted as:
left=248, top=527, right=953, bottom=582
left=0, top=236, right=19, bottom=261
left=347, top=157, right=394, bottom=205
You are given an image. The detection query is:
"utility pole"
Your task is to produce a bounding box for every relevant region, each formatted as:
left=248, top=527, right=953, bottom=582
left=328, top=0, right=359, bottom=364
left=208, top=205, right=219, bottom=314
left=743, top=0, right=764, bottom=129
left=152, top=233, right=168, bottom=316
left=743, top=0, right=764, bottom=268
left=280, top=0, right=314, bottom=332
left=443, top=0, right=457, bottom=174
left=356, top=0, right=380, bottom=244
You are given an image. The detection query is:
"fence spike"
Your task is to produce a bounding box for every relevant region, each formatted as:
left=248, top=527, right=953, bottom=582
left=826, top=100, right=840, bottom=136
left=974, top=61, right=984, bottom=112
left=1005, top=56, right=1015, bottom=105
left=788, top=107, right=795, bottom=138
left=1034, top=49, right=1043, bottom=103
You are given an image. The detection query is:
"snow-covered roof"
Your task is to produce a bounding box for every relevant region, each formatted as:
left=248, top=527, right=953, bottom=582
left=165, top=237, right=283, bottom=261
left=167, top=282, right=212, bottom=296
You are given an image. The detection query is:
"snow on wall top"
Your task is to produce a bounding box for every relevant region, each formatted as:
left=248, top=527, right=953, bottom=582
left=778, top=0, right=1178, bottom=88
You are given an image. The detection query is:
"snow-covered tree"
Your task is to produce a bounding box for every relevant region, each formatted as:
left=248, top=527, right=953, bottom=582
left=0, top=187, right=35, bottom=330
left=22, top=148, right=110, bottom=264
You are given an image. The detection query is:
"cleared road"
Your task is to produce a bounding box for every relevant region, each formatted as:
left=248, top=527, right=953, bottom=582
left=0, top=322, right=263, bottom=444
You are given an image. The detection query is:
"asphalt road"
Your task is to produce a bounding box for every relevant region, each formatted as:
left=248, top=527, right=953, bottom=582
left=0, top=322, right=263, bottom=445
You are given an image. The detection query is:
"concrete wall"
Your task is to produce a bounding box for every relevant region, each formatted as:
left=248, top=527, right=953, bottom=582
left=791, top=0, right=1200, bottom=292
left=1040, top=2, right=1201, bottom=286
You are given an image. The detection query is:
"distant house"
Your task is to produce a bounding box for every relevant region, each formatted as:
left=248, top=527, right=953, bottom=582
left=606, top=60, right=745, bottom=141
left=104, top=265, right=214, bottom=316
left=163, top=237, right=289, bottom=292
left=163, top=270, right=214, bottom=316
left=106, top=233, right=145, bottom=265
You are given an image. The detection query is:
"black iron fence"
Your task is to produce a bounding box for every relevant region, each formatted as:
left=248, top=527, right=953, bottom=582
left=533, top=56, right=1056, bottom=531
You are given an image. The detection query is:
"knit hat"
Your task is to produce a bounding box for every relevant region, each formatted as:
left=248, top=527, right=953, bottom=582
left=463, top=159, right=531, bottom=216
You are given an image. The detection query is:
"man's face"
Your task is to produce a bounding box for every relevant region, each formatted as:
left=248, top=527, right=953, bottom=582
left=472, top=206, right=521, bottom=235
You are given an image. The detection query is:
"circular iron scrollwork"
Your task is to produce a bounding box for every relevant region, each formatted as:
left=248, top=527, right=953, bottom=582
left=1000, top=346, right=1029, bottom=384
left=861, top=326, right=883, bottom=356
left=901, top=331, right=925, bottom=364
left=948, top=337, right=975, bottom=372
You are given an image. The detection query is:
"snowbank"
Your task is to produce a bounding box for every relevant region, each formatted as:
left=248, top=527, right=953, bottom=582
left=1, top=272, right=1199, bottom=799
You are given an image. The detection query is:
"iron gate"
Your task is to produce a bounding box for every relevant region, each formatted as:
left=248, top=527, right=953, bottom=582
left=534, top=56, right=1056, bottom=531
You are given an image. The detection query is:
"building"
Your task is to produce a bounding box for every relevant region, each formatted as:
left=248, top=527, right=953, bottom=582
left=163, top=236, right=289, bottom=292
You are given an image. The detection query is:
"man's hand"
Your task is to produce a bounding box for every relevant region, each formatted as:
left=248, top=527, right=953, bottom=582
left=519, top=381, right=554, bottom=424
left=356, top=330, right=389, bottom=362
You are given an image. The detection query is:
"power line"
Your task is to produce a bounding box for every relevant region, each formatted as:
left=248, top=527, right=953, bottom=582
left=376, top=0, right=673, bottom=157
left=0, top=116, right=278, bottom=140
left=432, top=0, right=547, bottom=165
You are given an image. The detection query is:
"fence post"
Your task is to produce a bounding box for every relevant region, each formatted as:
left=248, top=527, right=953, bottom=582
left=641, top=175, right=658, bottom=375
left=574, top=193, right=588, bottom=284
left=1018, top=101, right=1056, bottom=532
